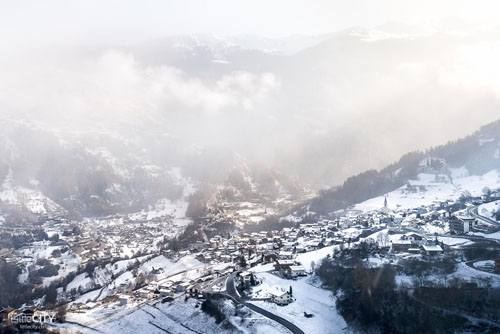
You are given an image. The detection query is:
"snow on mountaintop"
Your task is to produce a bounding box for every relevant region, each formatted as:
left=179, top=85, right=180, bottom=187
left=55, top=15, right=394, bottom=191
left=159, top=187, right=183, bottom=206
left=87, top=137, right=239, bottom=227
left=354, top=19, right=493, bottom=42
left=147, top=33, right=335, bottom=56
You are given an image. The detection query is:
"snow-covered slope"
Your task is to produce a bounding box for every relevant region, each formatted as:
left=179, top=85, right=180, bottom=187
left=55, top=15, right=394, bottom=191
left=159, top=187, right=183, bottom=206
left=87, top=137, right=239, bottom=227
left=479, top=200, right=500, bottom=220
left=309, top=120, right=500, bottom=215
left=355, top=169, right=500, bottom=212
left=0, top=168, right=65, bottom=215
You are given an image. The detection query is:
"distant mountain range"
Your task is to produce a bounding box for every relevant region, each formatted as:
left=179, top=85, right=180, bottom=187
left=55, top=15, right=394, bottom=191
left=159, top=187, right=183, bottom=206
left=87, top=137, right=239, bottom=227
left=2, top=25, right=500, bottom=221
left=89, top=27, right=500, bottom=185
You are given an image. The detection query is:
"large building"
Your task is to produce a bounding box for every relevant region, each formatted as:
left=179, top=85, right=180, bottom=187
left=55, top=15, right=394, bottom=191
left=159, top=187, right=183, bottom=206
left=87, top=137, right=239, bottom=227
left=449, top=216, right=476, bottom=234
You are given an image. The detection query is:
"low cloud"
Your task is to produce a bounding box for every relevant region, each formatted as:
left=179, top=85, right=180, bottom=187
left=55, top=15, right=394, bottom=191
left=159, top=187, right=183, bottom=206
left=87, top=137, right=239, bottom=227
left=0, top=49, right=280, bottom=128
left=1, top=31, right=500, bottom=186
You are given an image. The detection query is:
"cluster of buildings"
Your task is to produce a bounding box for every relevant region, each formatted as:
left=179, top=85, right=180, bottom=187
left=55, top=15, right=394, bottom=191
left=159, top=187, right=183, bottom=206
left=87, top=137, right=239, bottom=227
left=390, top=232, right=444, bottom=256
left=0, top=210, right=188, bottom=289
left=4, top=175, right=500, bottom=322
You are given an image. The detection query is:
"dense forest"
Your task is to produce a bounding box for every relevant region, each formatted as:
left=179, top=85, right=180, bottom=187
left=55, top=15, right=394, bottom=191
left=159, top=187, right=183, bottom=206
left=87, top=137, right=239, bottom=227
left=316, top=243, right=500, bottom=333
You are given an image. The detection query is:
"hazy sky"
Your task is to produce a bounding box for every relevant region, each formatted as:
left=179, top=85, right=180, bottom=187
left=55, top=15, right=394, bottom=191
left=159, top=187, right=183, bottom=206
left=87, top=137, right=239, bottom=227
left=1, top=0, right=500, bottom=44
left=1, top=1, right=500, bottom=186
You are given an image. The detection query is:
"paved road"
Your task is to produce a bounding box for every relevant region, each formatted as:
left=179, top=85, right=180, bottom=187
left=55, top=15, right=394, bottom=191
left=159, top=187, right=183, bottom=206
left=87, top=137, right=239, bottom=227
left=465, top=260, right=499, bottom=275
left=222, top=273, right=305, bottom=334
left=467, top=205, right=500, bottom=227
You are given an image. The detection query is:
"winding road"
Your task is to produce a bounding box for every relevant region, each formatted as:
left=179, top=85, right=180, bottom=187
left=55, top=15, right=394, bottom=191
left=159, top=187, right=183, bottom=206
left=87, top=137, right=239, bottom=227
left=465, top=260, right=498, bottom=275
left=467, top=205, right=500, bottom=227
left=218, top=273, right=305, bottom=334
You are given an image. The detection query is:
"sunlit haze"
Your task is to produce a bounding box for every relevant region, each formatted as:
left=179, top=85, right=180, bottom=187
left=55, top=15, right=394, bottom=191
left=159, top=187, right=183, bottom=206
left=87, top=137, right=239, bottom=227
left=1, top=3, right=500, bottom=333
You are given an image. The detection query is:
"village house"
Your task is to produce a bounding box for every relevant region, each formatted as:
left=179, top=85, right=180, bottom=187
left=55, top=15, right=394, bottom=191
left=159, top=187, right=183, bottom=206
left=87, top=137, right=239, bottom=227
left=239, top=271, right=253, bottom=286
left=269, top=289, right=294, bottom=306
left=0, top=307, right=16, bottom=327
left=391, top=240, right=412, bottom=252
left=159, top=288, right=173, bottom=297
left=178, top=250, right=190, bottom=257
left=421, top=244, right=443, bottom=257
left=287, top=265, right=306, bottom=278
left=248, top=257, right=260, bottom=267
left=401, top=218, right=421, bottom=229
left=296, top=245, right=307, bottom=253
left=220, top=254, right=232, bottom=262
left=136, top=287, right=154, bottom=299
left=10, top=308, right=34, bottom=324
left=196, top=253, right=213, bottom=263
left=401, top=232, right=425, bottom=246
left=119, top=295, right=130, bottom=306
left=263, top=253, right=278, bottom=263
left=279, top=250, right=294, bottom=260
left=175, top=282, right=191, bottom=293
left=274, top=259, right=295, bottom=272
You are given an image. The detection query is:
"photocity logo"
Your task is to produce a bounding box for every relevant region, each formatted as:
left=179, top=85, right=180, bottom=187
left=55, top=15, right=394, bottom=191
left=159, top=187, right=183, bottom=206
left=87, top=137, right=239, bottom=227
left=4, top=309, right=55, bottom=331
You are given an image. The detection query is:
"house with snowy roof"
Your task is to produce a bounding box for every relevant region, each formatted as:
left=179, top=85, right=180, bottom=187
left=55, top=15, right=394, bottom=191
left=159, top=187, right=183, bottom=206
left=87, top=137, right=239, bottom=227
left=421, top=244, right=443, bottom=256
left=269, top=288, right=294, bottom=306
left=391, top=240, right=412, bottom=252
left=274, top=259, right=295, bottom=271
left=287, top=265, right=306, bottom=278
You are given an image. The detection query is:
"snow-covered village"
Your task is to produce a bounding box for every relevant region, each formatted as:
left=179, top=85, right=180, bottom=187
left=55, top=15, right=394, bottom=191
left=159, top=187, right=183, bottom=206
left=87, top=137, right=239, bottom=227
left=2, top=154, right=500, bottom=333
left=3, top=1, right=500, bottom=333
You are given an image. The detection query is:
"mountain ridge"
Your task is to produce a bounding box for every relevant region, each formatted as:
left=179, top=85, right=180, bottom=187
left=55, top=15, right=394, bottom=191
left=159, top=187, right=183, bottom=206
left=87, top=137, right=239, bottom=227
left=309, top=119, right=500, bottom=215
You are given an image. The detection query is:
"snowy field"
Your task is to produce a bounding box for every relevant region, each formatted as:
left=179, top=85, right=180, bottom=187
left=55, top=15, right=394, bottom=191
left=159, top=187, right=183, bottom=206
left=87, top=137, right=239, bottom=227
left=249, top=271, right=347, bottom=334
left=61, top=291, right=291, bottom=334
left=296, top=246, right=336, bottom=272
left=0, top=168, right=64, bottom=214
